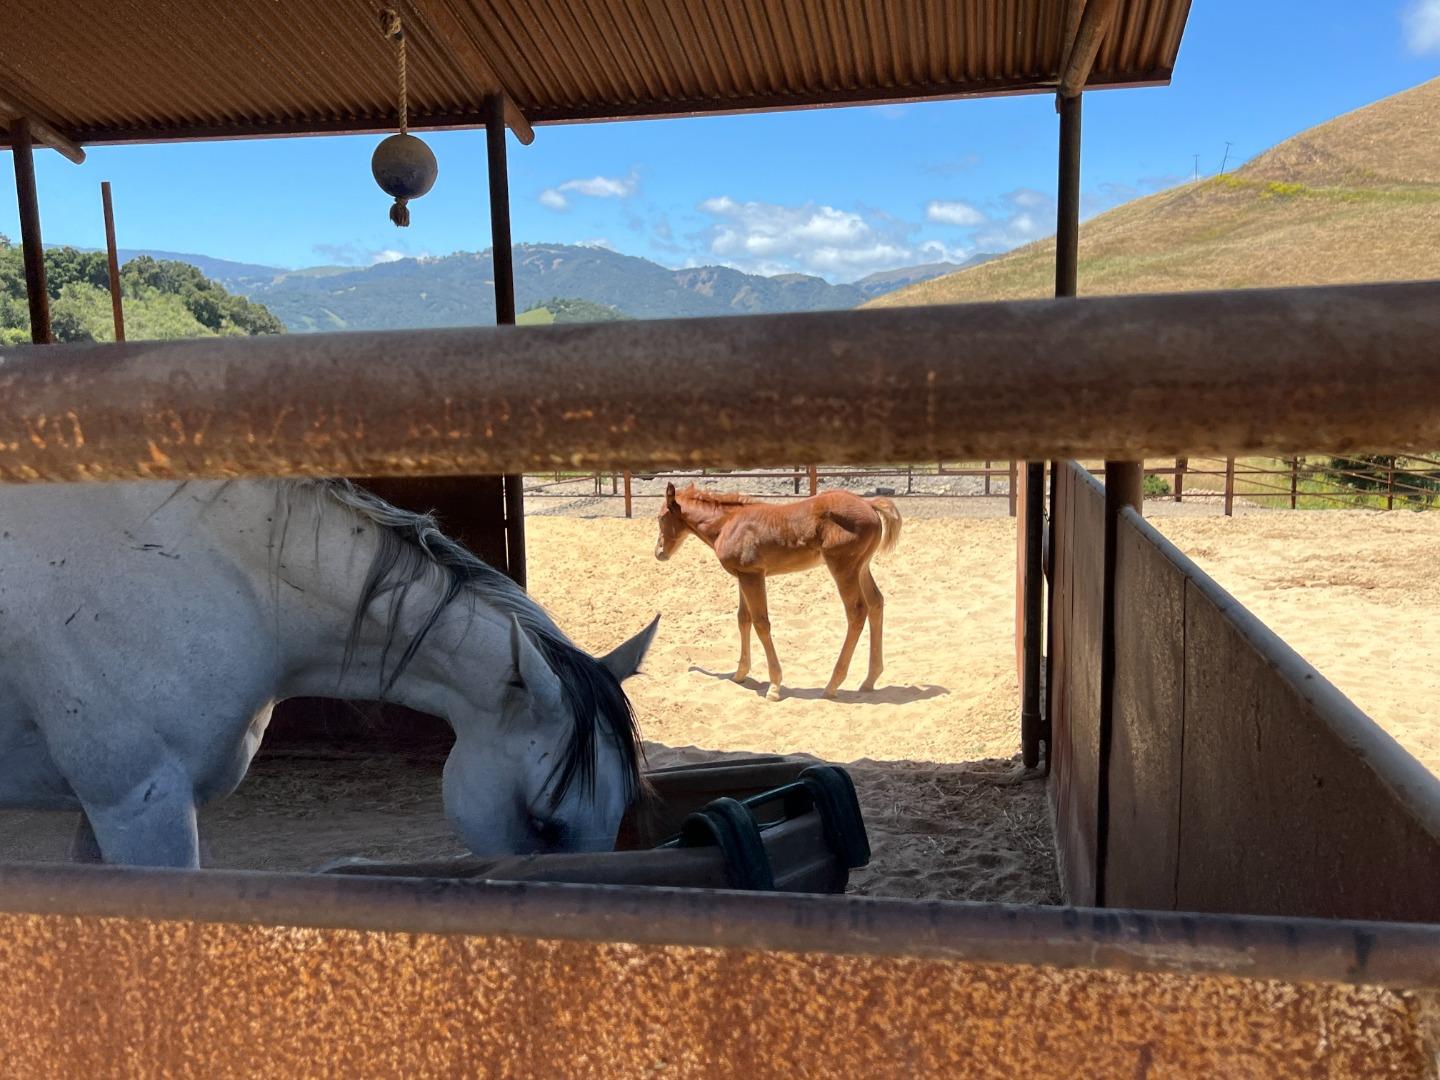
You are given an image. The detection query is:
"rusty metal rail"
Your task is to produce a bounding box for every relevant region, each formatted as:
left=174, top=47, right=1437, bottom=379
left=1, top=281, right=1438, bottom=483
left=0, top=863, right=1438, bottom=990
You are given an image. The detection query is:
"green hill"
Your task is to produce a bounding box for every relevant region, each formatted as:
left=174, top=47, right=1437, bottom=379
left=517, top=297, right=633, bottom=325
left=866, top=77, right=1440, bottom=307
left=0, top=240, right=284, bottom=345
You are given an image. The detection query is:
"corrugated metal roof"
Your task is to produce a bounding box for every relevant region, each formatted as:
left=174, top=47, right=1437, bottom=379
left=0, top=0, right=1190, bottom=147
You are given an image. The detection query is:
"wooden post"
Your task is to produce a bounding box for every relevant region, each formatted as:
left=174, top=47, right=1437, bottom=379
left=1095, top=458, right=1142, bottom=904
left=807, top=465, right=818, bottom=496
left=1174, top=457, right=1186, bottom=502
left=1223, top=457, right=1236, bottom=517
left=793, top=467, right=801, bottom=495
left=1008, top=461, right=1018, bottom=516
left=985, top=460, right=992, bottom=495
left=11, top=119, right=51, bottom=345
left=1387, top=461, right=1396, bottom=510
left=623, top=471, right=633, bottom=518
left=1290, top=456, right=1299, bottom=509
left=485, top=94, right=526, bottom=588
left=101, top=181, right=125, bottom=342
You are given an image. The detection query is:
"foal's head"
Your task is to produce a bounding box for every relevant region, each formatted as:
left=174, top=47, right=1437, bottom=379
left=655, top=483, right=690, bottom=561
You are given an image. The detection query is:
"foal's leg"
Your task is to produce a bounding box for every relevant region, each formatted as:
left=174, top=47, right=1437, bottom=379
left=737, top=575, right=784, bottom=701
left=824, top=561, right=870, bottom=700
left=733, top=579, right=753, bottom=683
left=858, top=566, right=885, bottom=692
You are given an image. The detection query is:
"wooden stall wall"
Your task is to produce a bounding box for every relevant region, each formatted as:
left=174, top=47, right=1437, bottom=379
left=1047, top=462, right=1106, bottom=904
left=1105, top=508, right=1440, bottom=922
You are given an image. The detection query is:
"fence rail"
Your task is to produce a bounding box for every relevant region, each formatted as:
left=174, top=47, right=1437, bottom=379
left=523, top=453, right=1440, bottom=517
left=3, top=282, right=1440, bottom=484
left=522, top=463, right=1022, bottom=516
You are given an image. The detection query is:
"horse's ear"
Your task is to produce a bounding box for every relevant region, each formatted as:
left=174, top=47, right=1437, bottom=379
left=509, top=615, right=563, bottom=712
left=665, top=483, right=680, bottom=512
left=600, top=614, right=659, bottom=683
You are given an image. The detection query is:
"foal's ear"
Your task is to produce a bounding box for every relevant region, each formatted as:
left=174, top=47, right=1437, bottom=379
left=509, top=615, right=564, bottom=712
left=600, top=614, right=660, bottom=683
left=665, top=483, right=680, bottom=512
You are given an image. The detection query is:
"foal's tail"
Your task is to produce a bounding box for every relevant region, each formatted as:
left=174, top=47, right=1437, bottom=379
left=869, top=497, right=903, bottom=558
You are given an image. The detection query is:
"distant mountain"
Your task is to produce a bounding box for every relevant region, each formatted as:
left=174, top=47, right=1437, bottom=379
left=45, top=244, right=288, bottom=294
left=117, top=249, right=286, bottom=291
left=45, top=240, right=971, bottom=331
left=854, top=255, right=995, bottom=297
left=868, top=77, right=1440, bottom=308
left=216, top=244, right=965, bottom=332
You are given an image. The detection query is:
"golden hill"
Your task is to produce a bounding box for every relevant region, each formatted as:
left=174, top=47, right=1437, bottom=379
left=866, top=77, right=1440, bottom=307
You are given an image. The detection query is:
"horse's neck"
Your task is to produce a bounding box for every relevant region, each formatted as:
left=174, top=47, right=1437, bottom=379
left=680, top=500, right=739, bottom=544
left=208, top=480, right=498, bottom=719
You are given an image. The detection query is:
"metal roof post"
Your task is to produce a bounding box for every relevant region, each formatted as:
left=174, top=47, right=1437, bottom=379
left=10, top=120, right=53, bottom=345
left=486, top=93, right=527, bottom=589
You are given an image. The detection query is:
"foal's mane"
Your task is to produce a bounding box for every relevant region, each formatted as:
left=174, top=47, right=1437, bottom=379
left=678, top=485, right=756, bottom=507
left=279, top=478, right=644, bottom=807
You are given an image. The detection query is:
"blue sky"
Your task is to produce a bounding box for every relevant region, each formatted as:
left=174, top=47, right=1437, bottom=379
left=4, top=0, right=1439, bottom=283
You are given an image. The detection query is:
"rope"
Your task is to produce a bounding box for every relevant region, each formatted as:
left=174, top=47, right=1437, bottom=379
left=382, top=9, right=408, bottom=134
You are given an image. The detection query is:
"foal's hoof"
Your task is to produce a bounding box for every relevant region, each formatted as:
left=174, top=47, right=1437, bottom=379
left=732, top=669, right=750, bottom=684
left=858, top=680, right=877, bottom=693
left=822, top=686, right=840, bottom=700
left=765, top=684, right=783, bottom=702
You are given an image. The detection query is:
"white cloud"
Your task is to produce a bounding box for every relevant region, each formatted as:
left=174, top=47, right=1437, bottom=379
left=695, top=197, right=930, bottom=279
left=925, top=200, right=987, bottom=227
left=581, top=237, right=614, bottom=250
left=371, top=249, right=406, bottom=264
left=538, top=172, right=639, bottom=211
left=917, top=239, right=970, bottom=263
left=969, top=189, right=1056, bottom=251
left=1403, top=0, right=1440, bottom=53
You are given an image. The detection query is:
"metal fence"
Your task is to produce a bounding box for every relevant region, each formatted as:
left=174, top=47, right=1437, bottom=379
left=525, top=453, right=1440, bottom=518
left=1071, top=455, right=1440, bottom=514
left=523, top=463, right=1022, bottom=516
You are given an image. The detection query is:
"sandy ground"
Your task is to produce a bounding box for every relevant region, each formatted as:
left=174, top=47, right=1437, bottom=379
left=1153, top=509, right=1440, bottom=776
left=525, top=510, right=1055, bottom=902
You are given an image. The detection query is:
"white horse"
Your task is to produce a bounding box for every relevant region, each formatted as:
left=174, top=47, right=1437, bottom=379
left=0, top=477, right=657, bottom=868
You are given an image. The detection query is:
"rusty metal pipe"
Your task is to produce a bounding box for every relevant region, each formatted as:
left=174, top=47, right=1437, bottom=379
left=0, top=863, right=1436, bottom=990
left=0, top=869, right=1434, bottom=996
left=2, top=282, right=1440, bottom=483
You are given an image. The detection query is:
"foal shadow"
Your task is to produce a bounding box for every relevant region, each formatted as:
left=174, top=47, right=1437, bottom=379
left=688, top=666, right=947, bottom=705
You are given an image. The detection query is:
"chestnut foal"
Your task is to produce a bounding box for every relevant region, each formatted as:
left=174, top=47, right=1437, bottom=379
left=655, top=482, right=901, bottom=700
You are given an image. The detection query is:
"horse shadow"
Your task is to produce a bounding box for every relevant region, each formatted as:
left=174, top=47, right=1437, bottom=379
left=687, top=666, right=947, bottom=705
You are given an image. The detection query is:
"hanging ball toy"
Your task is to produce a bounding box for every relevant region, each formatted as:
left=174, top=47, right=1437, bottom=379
left=372, top=133, right=437, bottom=227
left=373, top=9, right=437, bottom=227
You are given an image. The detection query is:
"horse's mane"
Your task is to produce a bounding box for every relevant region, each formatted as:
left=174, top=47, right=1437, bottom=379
left=679, top=485, right=756, bottom=507
left=278, top=478, right=644, bottom=808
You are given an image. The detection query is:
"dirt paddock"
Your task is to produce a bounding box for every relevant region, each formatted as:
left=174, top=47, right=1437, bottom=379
left=1, top=489, right=1434, bottom=906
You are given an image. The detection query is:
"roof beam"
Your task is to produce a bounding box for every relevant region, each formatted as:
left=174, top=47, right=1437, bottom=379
left=401, top=0, right=534, bottom=145
left=0, top=83, right=85, bottom=164
left=1058, top=0, right=1119, bottom=98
